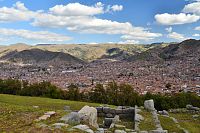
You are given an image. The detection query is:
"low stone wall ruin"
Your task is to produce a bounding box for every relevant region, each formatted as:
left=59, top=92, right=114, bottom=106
left=96, top=106, right=135, bottom=119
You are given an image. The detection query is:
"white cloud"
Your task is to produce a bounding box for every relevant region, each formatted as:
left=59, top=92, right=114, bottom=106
left=0, top=1, right=37, bottom=22
left=111, top=5, right=123, bottom=12
left=155, top=0, right=200, bottom=25
left=89, top=42, right=98, bottom=44
left=165, top=27, right=173, bottom=32
left=14, top=1, right=28, bottom=11
left=183, top=0, right=200, bottom=15
left=121, top=30, right=162, bottom=41
left=193, top=33, right=200, bottom=36
left=195, top=26, right=200, bottom=30
left=49, top=2, right=104, bottom=16
left=0, top=28, right=71, bottom=42
left=118, top=40, right=139, bottom=44
left=155, top=13, right=200, bottom=25
left=0, top=1, right=162, bottom=43
left=167, top=32, right=187, bottom=41
left=165, top=27, right=190, bottom=41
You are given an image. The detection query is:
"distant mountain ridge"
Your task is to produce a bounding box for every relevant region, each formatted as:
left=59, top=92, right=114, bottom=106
left=0, top=43, right=167, bottom=61
left=1, top=40, right=198, bottom=63
left=0, top=49, right=85, bottom=65
left=126, top=39, right=200, bottom=62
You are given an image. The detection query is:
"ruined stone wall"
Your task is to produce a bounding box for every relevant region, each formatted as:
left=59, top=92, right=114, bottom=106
left=96, top=106, right=135, bottom=119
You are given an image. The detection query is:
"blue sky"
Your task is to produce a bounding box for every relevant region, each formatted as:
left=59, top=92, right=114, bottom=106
left=0, top=0, right=199, bottom=45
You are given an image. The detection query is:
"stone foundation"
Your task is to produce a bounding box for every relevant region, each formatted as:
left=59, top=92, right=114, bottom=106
left=96, top=106, right=135, bottom=119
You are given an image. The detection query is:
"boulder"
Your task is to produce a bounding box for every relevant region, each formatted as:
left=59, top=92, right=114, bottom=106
left=73, top=124, right=94, bottom=133
left=78, top=105, right=98, bottom=128
left=60, top=112, right=80, bottom=125
left=149, top=130, right=168, bottom=133
left=186, top=104, right=200, bottom=111
left=192, top=114, right=199, bottom=119
left=162, top=110, right=169, bottom=116
left=106, top=113, right=113, bottom=118
left=114, top=129, right=126, bottom=133
left=45, top=111, right=56, bottom=116
left=37, top=115, right=50, bottom=121
left=191, top=107, right=200, bottom=111
left=186, top=104, right=193, bottom=110
left=140, top=131, right=148, bottom=133
left=144, top=100, right=155, bottom=111
left=158, top=110, right=169, bottom=116
left=96, top=128, right=104, bottom=133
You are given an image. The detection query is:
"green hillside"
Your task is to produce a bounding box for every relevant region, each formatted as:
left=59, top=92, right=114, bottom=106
left=0, top=94, right=199, bottom=133
left=0, top=94, right=103, bottom=132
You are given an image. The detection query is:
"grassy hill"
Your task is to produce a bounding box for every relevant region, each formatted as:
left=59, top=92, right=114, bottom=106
left=0, top=94, right=199, bottom=132
left=0, top=94, right=103, bottom=132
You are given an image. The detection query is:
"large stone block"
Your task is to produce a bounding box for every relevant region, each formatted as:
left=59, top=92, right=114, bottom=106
left=115, top=109, right=123, bottom=114
left=103, top=107, right=111, bottom=114
left=144, top=99, right=155, bottom=111
left=96, top=107, right=103, bottom=113
left=78, top=105, right=99, bottom=128
left=109, top=108, right=116, bottom=114
left=104, top=118, right=113, bottom=127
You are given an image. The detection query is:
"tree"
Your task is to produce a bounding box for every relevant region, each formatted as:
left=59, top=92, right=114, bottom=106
left=89, top=84, right=107, bottom=103
left=67, top=84, right=80, bottom=100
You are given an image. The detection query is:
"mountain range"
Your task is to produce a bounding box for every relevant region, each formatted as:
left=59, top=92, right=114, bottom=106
left=0, top=39, right=199, bottom=64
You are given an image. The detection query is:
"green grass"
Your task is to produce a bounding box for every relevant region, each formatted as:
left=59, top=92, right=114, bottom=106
left=159, top=115, right=184, bottom=133
left=170, top=113, right=200, bottom=133
left=1, top=94, right=199, bottom=133
left=139, top=109, right=200, bottom=133
left=0, top=94, right=103, bottom=132
left=138, top=110, right=156, bottom=130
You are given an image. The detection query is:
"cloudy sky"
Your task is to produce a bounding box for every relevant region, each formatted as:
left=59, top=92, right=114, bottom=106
left=0, top=0, right=199, bottom=45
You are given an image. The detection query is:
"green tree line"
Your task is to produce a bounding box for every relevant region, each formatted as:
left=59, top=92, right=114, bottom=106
left=0, top=79, right=199, bottom=111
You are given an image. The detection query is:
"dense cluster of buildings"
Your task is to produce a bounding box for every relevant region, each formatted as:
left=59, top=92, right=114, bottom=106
left=0, top=59, right=199, bottom=96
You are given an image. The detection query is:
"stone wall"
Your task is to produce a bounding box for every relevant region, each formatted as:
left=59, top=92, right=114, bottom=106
left=96, top=106, right=135, bottom=119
